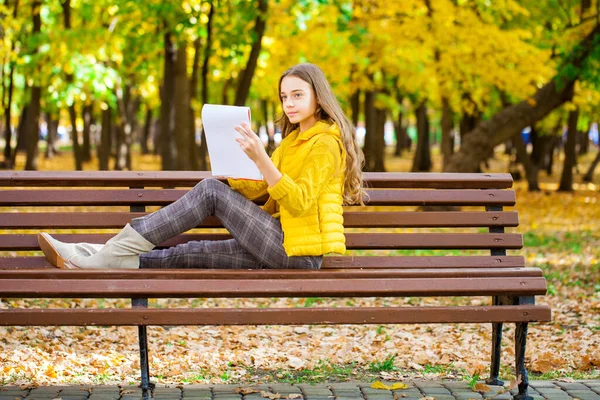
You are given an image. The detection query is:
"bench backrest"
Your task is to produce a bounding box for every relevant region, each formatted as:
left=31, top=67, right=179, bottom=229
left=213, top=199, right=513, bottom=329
left=0, top=171, right=523, bottom=270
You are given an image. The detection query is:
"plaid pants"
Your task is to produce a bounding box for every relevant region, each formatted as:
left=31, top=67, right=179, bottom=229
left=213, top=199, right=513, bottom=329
left=131, top=178, right=322, bottom=269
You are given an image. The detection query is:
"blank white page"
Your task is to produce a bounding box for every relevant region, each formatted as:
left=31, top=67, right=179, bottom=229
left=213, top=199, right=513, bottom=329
left=201, top=104, right=263, bottom=180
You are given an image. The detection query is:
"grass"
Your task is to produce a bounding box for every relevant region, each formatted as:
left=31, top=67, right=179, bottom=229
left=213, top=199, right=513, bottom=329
left=369, top=354, right=398, bottom=372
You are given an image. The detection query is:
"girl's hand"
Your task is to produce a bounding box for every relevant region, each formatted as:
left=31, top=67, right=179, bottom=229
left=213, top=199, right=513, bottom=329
left=235, top=123, right=268, bottom=164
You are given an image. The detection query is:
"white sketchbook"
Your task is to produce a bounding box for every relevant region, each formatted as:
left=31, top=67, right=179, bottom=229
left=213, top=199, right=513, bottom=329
left=201, top=104, right=263, bottom=180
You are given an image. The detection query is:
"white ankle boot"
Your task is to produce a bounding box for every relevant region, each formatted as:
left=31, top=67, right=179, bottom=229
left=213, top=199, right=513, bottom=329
left=38, top=233, right=105, bottom=269
left=64, top=224, right=155, bottom=269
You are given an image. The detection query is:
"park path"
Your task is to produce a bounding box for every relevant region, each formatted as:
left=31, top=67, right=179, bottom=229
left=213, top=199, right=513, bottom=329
left=1, top=380, right=599, bottom=400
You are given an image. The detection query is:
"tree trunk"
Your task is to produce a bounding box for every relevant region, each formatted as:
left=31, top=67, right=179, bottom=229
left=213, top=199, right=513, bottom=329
left=394, top=89, right=407, bottom=156
left=81, top=103, right=92, bottom=162
left=62, top=0, right=83, bottom=170
left=445, top=23, right=600, bottom=172
left=234, top=0, right=267, bottom=106
left=363, top=90, right=376, bottom=171
left=197, top=0, right=215, bottom=171
left=24, top=1, right=42, bottom=171
left=2, top=53, right=15, bottom=169
left=188, top=37, right=201, bottom=170
left=412, top=100, right=432, bottom=172
left=45, top=114, right=59, bottom=159
left=99, top=106, right=112, bottom=170
left=558, top=107, right=579, bottom=192
left=583, top=147, right=600, bottom=182
left=578, top=126, right=589, bottom=155
left=159, top=30, right=177, bottom=170
left=350, top=90, right=360, bottom=128
left=112, top=125, right=126, bottom=171
left=2, top=0, right=19, bottom=169
left=141, top=106, right=152, bottom=154
left=175, top=42, right=192, bottom=170
left=373, top=107, right=386, bottom=171
left=513, top=132, right=540, bottom=191
left=545, top=136, right=558, bottom=176
left=441, top=96, right=453, bottom=167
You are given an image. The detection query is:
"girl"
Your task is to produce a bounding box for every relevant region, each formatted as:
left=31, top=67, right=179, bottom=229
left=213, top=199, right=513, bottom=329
left=38, top=63, right=365, bottom=270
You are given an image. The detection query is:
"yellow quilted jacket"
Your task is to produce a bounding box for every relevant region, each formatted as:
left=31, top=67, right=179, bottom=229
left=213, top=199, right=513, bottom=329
left=228, top=121, right=346, bottom=256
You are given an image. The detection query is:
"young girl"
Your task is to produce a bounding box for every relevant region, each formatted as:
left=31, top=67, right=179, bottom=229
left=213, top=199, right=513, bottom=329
left=38, top=63, right=365, bottom=270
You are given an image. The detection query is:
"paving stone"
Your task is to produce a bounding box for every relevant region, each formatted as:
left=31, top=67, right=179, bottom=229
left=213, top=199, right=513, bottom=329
left=301, top=389, right=334, bottom=396
left=59, top=396, right=90, bottom=400
left=424, top=395, right=455, bottom=400
left=417, top=382, right=446, bottom=388
left=556, top=384, right=590, bottom=391
left=393, top=390, right=421, bottom=397
left=334, top=397, right=363, bottom=400
left=565, top=395, right=600, bottom=400
left=490, top=393, right=512, bottom=400
left=304, top=397, right=336, bottom=400
left=331, top=389, right=362, bottom=394
left=420, top=388, right=452, bottom=395
left=452, top=393, right=483, bottom=400
left=443, top=383, right=471, bottom=390
left=328, top=385, right=361, bottom=390
left=530, top=382, right=560, bottom=389
left=213, top=386, right=250, bottom=393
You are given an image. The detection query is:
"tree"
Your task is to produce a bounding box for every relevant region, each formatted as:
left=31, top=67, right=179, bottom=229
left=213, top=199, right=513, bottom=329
left=445, top=23, right=600, bottom=173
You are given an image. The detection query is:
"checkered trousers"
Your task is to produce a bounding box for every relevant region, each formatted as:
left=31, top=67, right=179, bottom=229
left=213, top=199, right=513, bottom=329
left=131, top=178, right=322, bottom=270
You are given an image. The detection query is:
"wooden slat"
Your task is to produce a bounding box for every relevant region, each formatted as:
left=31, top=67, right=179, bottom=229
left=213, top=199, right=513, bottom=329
left=0, top=171, right=513, bottom=189
left=0, top=255, right=526, bottom=270
left=0, top=233, right=524, bottom=250
left=0, top=277, right=547, bottom=297
left=0, top=267, right=543, bottom=280
left=0, top=189, right=515, bottom=206
left=0, top=305, right=551, bottom=326
left=0, top=211, right=519, bottom=228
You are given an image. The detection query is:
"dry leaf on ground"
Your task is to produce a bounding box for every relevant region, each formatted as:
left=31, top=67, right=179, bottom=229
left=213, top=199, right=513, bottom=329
left=261, top=391, right=282, bottom=399
left=473, top=383, right=491, bottom=393
left=371, top=381, right=408, bottom=390
left=236, top=388, right=261, bottom=395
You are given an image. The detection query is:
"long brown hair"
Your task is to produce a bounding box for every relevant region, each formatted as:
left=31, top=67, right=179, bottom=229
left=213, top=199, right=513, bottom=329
left=276, top=63, right=366, bottom=205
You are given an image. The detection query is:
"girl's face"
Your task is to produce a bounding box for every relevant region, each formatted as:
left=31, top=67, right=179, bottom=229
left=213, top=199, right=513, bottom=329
left=280, top=76, right=318, bottom=132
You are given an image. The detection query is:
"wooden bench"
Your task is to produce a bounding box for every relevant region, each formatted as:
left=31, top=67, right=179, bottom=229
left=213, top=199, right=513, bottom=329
left=0, top=171, right=550, bottom=400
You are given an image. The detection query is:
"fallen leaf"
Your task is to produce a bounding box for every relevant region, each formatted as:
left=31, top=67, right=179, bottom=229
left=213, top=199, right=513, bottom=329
left=288, top=394, right=303, bottom=399
left=506, top=375, right=522, bottom=391
left=371, top=381, right=409, bottom=390
left=261, top=391, right=282, bottom=399
left=19, top=383, right=38, bottom=390
left=474, top=383, right=491, bottom=393
left=236, top=388, right=261, bottom=395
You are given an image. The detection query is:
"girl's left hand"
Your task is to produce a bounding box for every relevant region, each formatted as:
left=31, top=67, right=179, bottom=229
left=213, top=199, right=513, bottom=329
left=235, top=123, right=268, bottom=164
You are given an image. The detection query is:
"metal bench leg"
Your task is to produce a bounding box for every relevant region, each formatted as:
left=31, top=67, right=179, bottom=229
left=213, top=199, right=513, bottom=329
left=514, top=322, right=532, bottom=400
left=133, top=298, right=153, bottom=400
left=486, top=296, right=504, bottom=385
left=487, top=321, right=504, bottom=386
left=138, top=325, right=151, bottom=400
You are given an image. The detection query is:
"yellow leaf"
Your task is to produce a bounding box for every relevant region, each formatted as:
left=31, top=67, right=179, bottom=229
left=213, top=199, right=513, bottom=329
left=45, top=366, right=57, bottom=378
left=289, top=395, right=303, bottom=399
left=371, top=381, right=408, bottom=390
